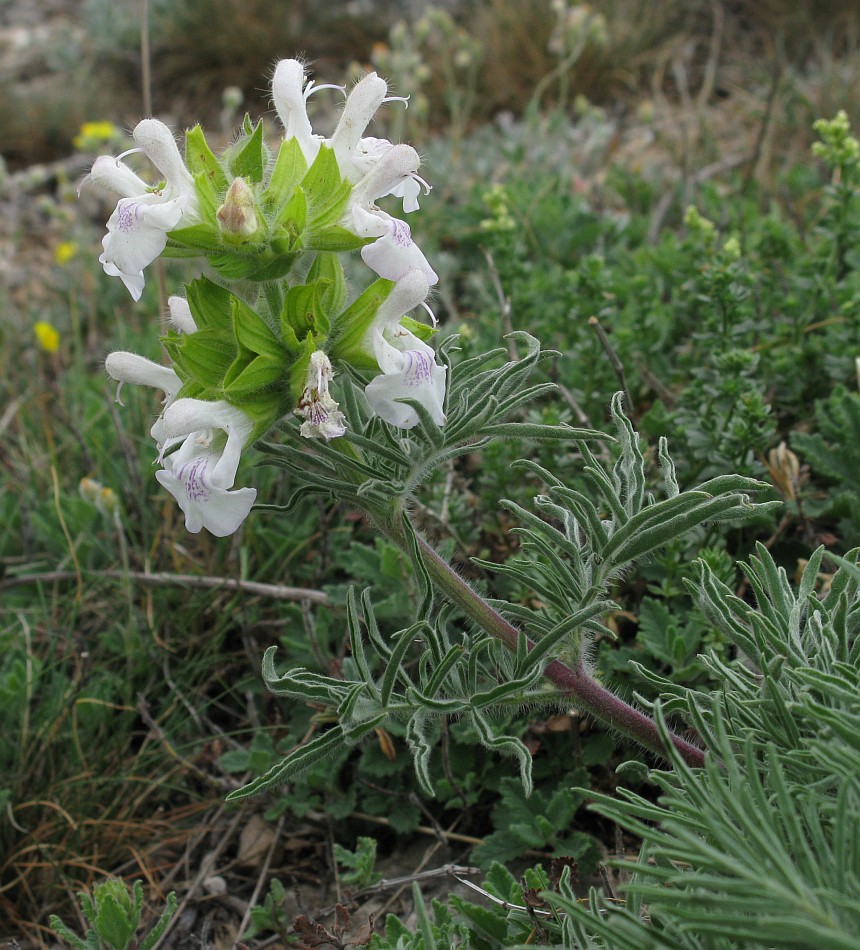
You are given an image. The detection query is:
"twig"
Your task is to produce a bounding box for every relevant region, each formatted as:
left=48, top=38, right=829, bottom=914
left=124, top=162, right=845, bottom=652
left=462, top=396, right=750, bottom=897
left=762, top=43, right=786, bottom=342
left=0, top=568, right=328, bottom=604
left=639, top=366, right=676, bottom=408
left=139, top=0, right=152, bottom=117
left=482, top=248, right=517, bottom=360
left=696, top=0, right=724, bottom=112
left=742, top=46, right=783, bottom=196
left=0, top=398, right=20, bottom=438
left=588, top=316, right=633, bottom=413
left=452, top=874, right=554, bottom=918
left=352, top=864, right=482, bottom=900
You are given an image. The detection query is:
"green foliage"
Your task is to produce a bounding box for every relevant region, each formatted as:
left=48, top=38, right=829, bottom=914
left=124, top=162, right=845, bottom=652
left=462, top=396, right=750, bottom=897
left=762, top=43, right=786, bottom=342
left=334, top=835, right=382, bottom=888
left=10, top=36, right=860, bottom=945
left=470, top=775, right=598, bottom=869
left=792, top=386, right=860, bottom=543
left=236, top=388, right=773, bottom=807
left=369, top=883, right=472, bottom=949
left=245, top=877, right=291, bottom=942
left=380, top=547, right=860, bottom=948
left=49, top=879, right=177, bottom=950
left=546, top=546, right=860, bottom=948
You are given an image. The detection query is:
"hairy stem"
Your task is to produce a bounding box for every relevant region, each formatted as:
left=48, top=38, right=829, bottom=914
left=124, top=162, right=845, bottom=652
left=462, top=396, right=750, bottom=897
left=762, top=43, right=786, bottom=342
left=387, top=515, right=705, bottom=769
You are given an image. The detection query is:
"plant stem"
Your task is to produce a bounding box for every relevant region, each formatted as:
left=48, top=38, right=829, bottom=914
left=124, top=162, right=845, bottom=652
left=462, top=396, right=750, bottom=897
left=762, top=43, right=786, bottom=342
left=396, top=526, right=705, bottom=769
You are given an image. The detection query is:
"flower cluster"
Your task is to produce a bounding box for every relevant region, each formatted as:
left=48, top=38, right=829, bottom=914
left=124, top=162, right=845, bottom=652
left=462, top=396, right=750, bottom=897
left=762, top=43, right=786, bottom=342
left=87, top=60, right=445, bottom=536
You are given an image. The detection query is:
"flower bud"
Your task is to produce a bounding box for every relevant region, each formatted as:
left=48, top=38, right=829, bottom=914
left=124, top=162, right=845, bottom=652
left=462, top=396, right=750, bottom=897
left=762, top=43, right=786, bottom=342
left=216, top=177, right=260, bottom=244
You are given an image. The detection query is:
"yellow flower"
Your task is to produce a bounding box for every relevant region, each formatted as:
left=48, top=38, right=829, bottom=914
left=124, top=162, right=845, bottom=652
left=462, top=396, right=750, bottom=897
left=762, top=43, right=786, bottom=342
left=54, top=241, right=78, bottom=265
left=73, top=121, right=120, bottom=151
left=80, top=477, right=120, bottom=515
left=34, top=321, right=60, bottom=353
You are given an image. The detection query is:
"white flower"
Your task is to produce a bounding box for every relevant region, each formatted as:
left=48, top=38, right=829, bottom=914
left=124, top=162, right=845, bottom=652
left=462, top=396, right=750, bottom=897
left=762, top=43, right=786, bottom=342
left=329, top=71, right=389, bottom=180
left=356, top=268, right=445, bottom=429
left=365, top=328, right=446, bottom=429
left=353, top=207, right=438, bottom=284
left=328, top=74, right=425, bottom=212
left=84, top=119, right=198, bottom=301
left=272, top=59, right=323, bottom=164
left=294, top=351, right=347, bottom=440
left=347, top=144, right=437, bottom=283
left=104, top=350, right=182, bottom=447
left=156, top=399, right=257, bottom=536
left=105, top=298, right=196, bottom=447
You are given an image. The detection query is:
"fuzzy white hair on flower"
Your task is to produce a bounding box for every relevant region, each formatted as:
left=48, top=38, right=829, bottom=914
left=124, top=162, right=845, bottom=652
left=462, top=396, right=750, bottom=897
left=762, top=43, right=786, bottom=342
left=156, top=398, right=257, bottom=537
left=350, top=142, right=428, bottom=211
left=294, top=351, right=347, bottom=440
left=166, top=295, right=197, bottom=334
left=84, top=119, right=198, bottom=301
left=272, top=59, right=323, bottom=164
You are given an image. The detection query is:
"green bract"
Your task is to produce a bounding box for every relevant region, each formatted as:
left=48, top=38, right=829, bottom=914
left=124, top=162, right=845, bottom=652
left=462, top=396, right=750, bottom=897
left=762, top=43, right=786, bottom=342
left=166, top=126, right=366, bottom=282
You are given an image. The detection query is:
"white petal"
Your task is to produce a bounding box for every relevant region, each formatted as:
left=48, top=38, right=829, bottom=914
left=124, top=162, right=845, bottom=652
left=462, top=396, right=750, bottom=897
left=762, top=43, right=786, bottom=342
left=364, top=350, right=446, bottom=429
left=101, top=194, right=186, bottom=279
left=365, top=347, right=446, bottom=429
left=272, top=59, right=319, bottom=162
left=388, top=175, right=422, bottom=213
left=155, top=463, right=257, bottom=537
left=100, top=256, right=146, bottom=301
left=360, top=215, right=439, bottom=284
left=133, top=119, right=195, bottom=193
left=371, top=330, right=407, bottom=374
left=85, top=155, right=150, bottom=198
left=374, top=269, right=430, bottom=327
left=210, top=425, right=245, bottom=489
left=351, top=143, right=420, bottom=205
left=346, top=136, right=394, bottom=178
left=162, top=398, right=253, bottom=441
left=167, top=295, right=197, bottom=334
left=351, top=204, right=390, bottom=239
left=330, top=73, right=387, bottom=174
left=105, top=351, right=181, bottom=393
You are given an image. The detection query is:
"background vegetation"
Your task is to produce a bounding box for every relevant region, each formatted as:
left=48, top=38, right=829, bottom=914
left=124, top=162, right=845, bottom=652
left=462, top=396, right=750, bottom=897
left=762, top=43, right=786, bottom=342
left=1, top=0, right=858, bottom=946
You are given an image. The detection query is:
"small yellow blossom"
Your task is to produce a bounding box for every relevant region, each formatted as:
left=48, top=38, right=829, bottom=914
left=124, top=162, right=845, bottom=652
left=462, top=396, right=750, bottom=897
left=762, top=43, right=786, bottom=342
left=34, top=321, right=60, bottom=353
left=54, top=241, right=78, bottom=265
left=73, top=121, right=120, bottom=151
left=80, top=477, right=120, bottom=515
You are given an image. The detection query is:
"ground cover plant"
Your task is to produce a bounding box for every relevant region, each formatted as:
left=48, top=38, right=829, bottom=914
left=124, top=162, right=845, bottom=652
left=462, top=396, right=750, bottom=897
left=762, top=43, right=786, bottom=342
left=1, top=2, right=859, bottom=947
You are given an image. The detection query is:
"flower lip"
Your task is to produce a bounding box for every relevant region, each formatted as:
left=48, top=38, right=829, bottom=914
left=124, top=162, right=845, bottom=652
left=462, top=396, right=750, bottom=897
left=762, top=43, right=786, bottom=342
left=364, top=329, right=447, bottom=429
left=354, top=210, right=439, bottom=285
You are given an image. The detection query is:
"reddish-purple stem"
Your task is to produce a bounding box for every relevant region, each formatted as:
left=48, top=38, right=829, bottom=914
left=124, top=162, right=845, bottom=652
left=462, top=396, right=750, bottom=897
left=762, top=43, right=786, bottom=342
left=414, top=534, right=706, bottom=769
